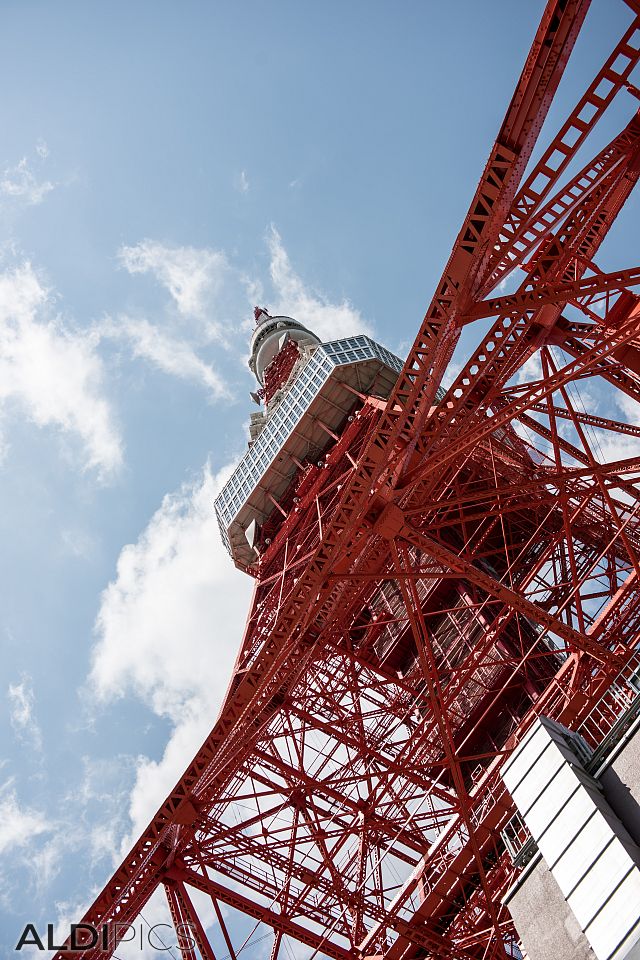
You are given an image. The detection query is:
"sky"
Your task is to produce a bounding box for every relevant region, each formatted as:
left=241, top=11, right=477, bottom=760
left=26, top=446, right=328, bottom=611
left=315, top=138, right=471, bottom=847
left=0, top=1, right=639, bottom=957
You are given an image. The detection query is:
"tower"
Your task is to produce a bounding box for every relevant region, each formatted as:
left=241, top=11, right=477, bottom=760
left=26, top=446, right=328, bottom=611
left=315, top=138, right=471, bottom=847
left=51, top=2, right=640, bottom=958
left=217, top=308, right=404, bottom=569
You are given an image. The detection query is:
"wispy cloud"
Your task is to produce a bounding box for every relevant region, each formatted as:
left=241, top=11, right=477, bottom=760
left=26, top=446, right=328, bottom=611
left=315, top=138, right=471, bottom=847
left=118, top=240, right=228, bottom=334
left=8, top=675, right=42, bottom=752
left=98, top=315, right=230, bottom=401
left=235, top=169, right=250, bottom=194
left=266, top=225, right=372, bottom=341
left=0, top=144, right=55, bottom=206
left=0, top=263, right=123, bottom=477
left=0, top=781, right=51, bottom=857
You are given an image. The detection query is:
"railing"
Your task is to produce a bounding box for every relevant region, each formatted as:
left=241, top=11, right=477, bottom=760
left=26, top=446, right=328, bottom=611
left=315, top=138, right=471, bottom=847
left=501, top=810, right=538, bottom=869
left=577, top=649, right=640, bottom=761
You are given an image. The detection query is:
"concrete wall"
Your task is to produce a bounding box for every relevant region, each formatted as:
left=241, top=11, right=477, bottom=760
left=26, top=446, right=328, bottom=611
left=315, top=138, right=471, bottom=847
left=505, top=857, right=595, bottom=960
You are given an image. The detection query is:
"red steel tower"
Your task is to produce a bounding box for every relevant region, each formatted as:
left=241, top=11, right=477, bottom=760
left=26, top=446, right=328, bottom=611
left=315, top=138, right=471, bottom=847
left=53, top=2, right=640, bottom=957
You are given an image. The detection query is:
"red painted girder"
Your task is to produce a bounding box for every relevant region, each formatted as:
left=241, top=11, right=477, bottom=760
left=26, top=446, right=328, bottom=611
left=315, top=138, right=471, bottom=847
left=188, top=812, right=393, bottom=930
left=553, top=325, right=640, bottom=409
left=465, top=263, right=640, bottom=321
left=482, top=17, right=640, bottom=293
left=463, top=0, right=591, bottom=288
left=181, top=502, right=600, bottom=952
left=252, top=403, right=382, bottom=583
left=392, top=156, right=640, bottom=512
left=423, top=492, right=637, bottom=566
left=398, top=592, right=640, bottom=947
left=405, top=616, right=640, bottom=949
left=359, top=778, right=511, bottom=960
left=166, top=865, right=355, bottom=960
left=452, top=129, right=640, bottom=392
left=248, top=713, right=457, bottom=813
left=396, top=300, right=640, bottom=499
left=52, top=630, right=326, bottom=957
left=523, top=401, right=640, bottom=437
left=164, top=880, right=216, bottom=960
left=516, top=410, right=640, bottom=509
left=197, top=780, right=434, bottom=867
left=273, top=702, right=451, bottom=802
left=190, top=510, right=636, bottom=960
left=404, top=468, right=626, bottom=624
left=396, top=518, right=624, bottom=662
left=406, top=454, right=640, bottom=515
left=405, top=640, right=640, bottom=951
left=426, top=496, right=604, bottom=541
left=480, top=113, right=640, bottom=293
left=165, top=883, right=198, bottom=960
left=391, top=540, right=505, bottom=949
left=547, top=347, right=640, bottom=579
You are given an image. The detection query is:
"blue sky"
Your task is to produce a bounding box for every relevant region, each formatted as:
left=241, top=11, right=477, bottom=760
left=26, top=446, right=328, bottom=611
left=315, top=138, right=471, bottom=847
left=1, top=1, right=639, bottom=956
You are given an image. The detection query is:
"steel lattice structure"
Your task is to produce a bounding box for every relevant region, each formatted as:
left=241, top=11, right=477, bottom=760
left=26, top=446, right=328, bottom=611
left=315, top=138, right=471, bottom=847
left=56, top=2, right=640, bottom=957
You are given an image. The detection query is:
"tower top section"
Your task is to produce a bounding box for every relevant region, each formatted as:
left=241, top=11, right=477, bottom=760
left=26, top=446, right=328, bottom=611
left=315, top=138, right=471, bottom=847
left=249, top=307, right=321, bottom=385
left=217, top=332, right=404, bottom=569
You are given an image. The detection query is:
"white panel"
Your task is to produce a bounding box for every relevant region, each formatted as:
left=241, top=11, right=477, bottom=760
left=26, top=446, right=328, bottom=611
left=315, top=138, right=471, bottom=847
left=568, top=841, right=635, bottom=929
left=552, top=818, right=612, bottom=890
left=585, top=870, right=640, bottom=958
left=502, top=717, right=640, bottom=960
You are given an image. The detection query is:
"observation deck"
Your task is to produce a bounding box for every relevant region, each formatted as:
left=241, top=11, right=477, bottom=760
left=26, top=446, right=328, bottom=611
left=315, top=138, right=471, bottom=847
left=215, top=334, right=403, bottom=569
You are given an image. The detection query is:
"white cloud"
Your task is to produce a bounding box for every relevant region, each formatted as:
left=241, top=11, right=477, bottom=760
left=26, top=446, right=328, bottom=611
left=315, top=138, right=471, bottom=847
left=29, top=834, right=68, bottom=894
left=60, top=527, right=96, bottom=560
left=516, top=351, right=542, bottom=384
left=266, top=225, right=372, bottom=341
left=236, top=169, right=250, bottom=194
left=0, top=155, right=54, bottom=206
left=591, top=388, right=640, bottom=467
left=615, top=390, right=640, bottom=426
left=118, top=241, right=228, bottom=333
left=127, top=710, right=215, bottom=843
left=0, top=264, right=123, bottom=477
left=0, top=751, right=141, bottom=917
left=0, top=782, right=51, bottom=856
left=8, top=675, right=42, bottom=752
left=88, top=460, right=252, bottom=842
left=89, top=460, right=250, bottom=716
left=98, top=315, right=229, bottom=401
left=114, top=241, right=236, bottom=397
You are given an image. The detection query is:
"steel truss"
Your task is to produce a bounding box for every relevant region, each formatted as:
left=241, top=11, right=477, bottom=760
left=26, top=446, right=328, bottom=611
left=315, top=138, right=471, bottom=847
left=56, top=3, right=640, bottom=958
